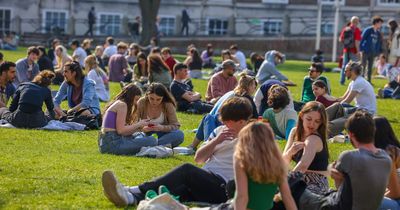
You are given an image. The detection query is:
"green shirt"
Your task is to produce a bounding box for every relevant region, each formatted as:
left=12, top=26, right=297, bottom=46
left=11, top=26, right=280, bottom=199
left=301, top=75, right=330, bottom=102
left=246, top=177, right=278, bottom=210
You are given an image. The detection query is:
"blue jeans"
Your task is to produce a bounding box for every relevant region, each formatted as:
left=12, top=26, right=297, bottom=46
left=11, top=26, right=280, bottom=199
left=380, top=197, right=400, bottom=210
left=340, top=52, right=359, bottom=85
left=195, top=114, right=222, bottom=141
left=99, top=131, right=157, bottom=155
left=146, top=129, right=184, bottom=147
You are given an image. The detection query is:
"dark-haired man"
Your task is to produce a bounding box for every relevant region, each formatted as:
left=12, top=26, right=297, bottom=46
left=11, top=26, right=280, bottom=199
left=14, top=46, right=40, bottom=87
left=301, top=62, right=330, bottom=103
left=53, top=61, right=100, bottom=118
left=360, top=15, right=384, bottom=83
left=170, top=63, right=213, bottom=114
left=0, top=61, right=16, bottom=108
left=102, top=97, right=253, bottom=207
left=299, top=110, right=391, bottom=210
left=327, top=61, right=376, bottom=136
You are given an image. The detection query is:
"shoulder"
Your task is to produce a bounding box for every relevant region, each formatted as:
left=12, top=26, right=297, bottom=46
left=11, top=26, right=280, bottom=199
left=164, top=102, right=176, bottom=110
left=84, top=77, right=96, bottom=86
left=137, top=97, right=147, bottom=106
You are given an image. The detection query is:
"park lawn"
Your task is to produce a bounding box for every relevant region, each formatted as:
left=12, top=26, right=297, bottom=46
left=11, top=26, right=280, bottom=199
left=0, top=48, right=399, bottom=209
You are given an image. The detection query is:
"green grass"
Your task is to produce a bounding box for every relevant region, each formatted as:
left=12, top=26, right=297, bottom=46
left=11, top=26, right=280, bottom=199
left=0, top=48, right=399, bottom=209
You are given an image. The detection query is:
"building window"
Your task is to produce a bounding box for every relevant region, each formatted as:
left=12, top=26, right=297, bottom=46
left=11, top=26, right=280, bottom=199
left=322, top=23, right=334, bottom=34
left=98, top=13, right=121, bottom=35
left=378, top=0, right=400, bottom=5
left=263, top=19, right=282, bottom=35
left=159, top=16, right=175, bottom=36
left=43, top=10, right=68, bottom=34
left=0, top=8, right=11, bottom=34
left=321, top=0, right=345, bottom=5
left=262, top=0, right=289, bottom=4
left=208, top=19, right=228, bottom=35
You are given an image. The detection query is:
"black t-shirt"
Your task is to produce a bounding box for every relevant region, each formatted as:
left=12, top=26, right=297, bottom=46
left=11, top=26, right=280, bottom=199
left=170, top=80, right=193, bottom=111
left=389, top=80, right=400, bottom=90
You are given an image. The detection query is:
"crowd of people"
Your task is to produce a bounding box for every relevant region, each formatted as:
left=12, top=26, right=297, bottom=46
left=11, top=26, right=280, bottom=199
left=0, top=15, right=400, bottom=210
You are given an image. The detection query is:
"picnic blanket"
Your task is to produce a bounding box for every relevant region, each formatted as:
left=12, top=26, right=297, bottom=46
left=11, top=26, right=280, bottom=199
left=0, top=119, right=86, bottom=131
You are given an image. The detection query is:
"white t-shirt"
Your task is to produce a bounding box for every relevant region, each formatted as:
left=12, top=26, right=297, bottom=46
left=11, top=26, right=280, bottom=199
left=73, top=47, right=87, bottom=67
left=202, top=126, right=237, bottom=182
left=103, top=45, right=117, bottom=58
left=349, top=76, right=376, bottom=114
left=87, top=69, right=110, bottom=102
left=235, top=51, right=247, bottom=70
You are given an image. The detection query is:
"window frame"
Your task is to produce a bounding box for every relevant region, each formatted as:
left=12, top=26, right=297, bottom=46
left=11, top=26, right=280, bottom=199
left=206, top=18, right=229, bottom=36
left=262, top=18, right=283, bottom=35
left=0, top=7, right=12, bottom=34
left=158, top=15, right=176, bottom=36
left=377, top=0, right=400, bottom=6
left=320, top=0, right=345, bottom=5
left=42, top=9, right=69, bottom=34
left=261, top=0, right=289, bottom=4
left=97, top=12, right=122, bottom=36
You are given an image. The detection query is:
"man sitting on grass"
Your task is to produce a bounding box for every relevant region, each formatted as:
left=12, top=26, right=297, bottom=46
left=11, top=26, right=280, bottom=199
left=0, top=61, right=16, bottom=108
left=301, top=62, right=330, bottom=103
left=299, top=110, right=391, bottom=210
left=170, top=63, right=213, bottom=114
left=101, top=97, right=253, bottom=207
left=205, top=60, right=238, bottom=104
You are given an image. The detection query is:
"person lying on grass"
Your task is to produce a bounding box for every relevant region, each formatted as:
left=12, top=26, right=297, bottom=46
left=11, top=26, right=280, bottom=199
left=101, top=97, right=253, bottom=207
left=98, top=83, right=157, bottom=156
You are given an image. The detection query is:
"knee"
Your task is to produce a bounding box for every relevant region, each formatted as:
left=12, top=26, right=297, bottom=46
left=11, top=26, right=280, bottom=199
left=179, top=163, right=197, bottom=171
left=172, top=130, right=184, bottom=146
left=147, top=136, right=158, bottom=146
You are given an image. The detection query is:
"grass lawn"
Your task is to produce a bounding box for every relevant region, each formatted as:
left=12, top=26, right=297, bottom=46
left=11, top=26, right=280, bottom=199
left=0, top=48, right=399, bottom=209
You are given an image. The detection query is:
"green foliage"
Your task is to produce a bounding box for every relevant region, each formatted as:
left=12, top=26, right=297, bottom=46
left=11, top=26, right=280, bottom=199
left=0, top=49, right=399, bottom=209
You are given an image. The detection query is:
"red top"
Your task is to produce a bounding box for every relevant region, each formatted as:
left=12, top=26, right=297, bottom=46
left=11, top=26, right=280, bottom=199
left=164, top=57, right=176, bottom=78
left=339, top=25, right=362, bottom=54
left=316, top=95, right=336, bottom=108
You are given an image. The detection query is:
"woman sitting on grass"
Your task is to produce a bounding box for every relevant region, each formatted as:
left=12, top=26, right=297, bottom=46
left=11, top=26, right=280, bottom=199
left=137, top=83, right=184, bottom=148
left=312, top=80, right=337, bottom=108
left=234, top=121, right=297, bottom=210
left=85, top=55, right=110, bottom=102
left=283, top=101, right=329, bottom=195
left=374, top=116, right=400, bottom=210
left=99, top=84, right=157, bottom=155
left=0, top=70, right=55, bottom=128
left=132, top=52, right=149, bottom=89
left=147, top=54, right=172, bottom=89
left=262, top=85, right=297, bottom=140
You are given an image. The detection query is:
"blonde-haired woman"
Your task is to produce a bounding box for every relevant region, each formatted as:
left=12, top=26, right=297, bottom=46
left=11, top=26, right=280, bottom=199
left=234, top=122, right=297, bottom=210
left=54, top=45, right=72, bottom=84
left=85, top=55, right=110, bottom=102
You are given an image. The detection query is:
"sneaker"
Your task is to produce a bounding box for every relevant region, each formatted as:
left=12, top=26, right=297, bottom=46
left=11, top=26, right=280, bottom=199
left=377, top=88, right=384, bottom=98
left=102, top=170, right=129, bottom=207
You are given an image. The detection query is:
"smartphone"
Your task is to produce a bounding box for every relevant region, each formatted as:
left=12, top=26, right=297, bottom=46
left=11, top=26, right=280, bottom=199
left=148, top=123, right=155, bottom=127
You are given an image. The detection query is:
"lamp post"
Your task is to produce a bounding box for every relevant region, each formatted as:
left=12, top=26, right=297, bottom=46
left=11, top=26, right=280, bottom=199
left=316, top=0, right=322, bottom=50
left=332, top=0, right=340, bottom=62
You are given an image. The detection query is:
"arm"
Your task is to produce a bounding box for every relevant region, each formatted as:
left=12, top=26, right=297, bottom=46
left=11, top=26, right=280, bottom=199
left=292, top=136, right=322, bottom=173
left=254, top=88, right=263, bottom=114
left=285, top=119, right=296, bottom=140
left=182, top=91, right=201, bottom=102
left=160, top=103, right=180, bottom=132
left=8, top=88, right=20, bottom=112
left=44, top=88, right=55, bottom=119
left=79, top=80, right=96, bottom=110
left=270, top=65, right=288, bottom=81
left=300, top=77, right=307, bottom=101
left=341, top=90, right=358, bottom=104
left=53, top=81, right=68, bottom=109
left=280, top=176, right=298, bottom=210
left=336, top=86, right=350, bottom=102
left=210, top=77, right=225, bottom=100
left=233, top=158, right=249, bottom=210
left=114, top=102, right=148, bottom=136
left=183, top=56, right=192, bottom=65
left=282, top=128, right=297, bottom=165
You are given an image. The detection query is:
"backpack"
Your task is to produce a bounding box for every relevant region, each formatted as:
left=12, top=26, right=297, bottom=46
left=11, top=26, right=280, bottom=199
left=342, top=27, right=355, bottom=49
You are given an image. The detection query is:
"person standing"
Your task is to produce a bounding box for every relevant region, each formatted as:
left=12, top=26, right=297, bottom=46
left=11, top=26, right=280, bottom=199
left=14, top=46, right=40, bottom=87
left=85, top=7, right=96, bottom=37
left=181, top=9, right=190, bottom=36
left=387, top=19, right=400, bottom=66
left=360, top=16, right=384, bottom=83
left=339, top=16, right=362, bottom=85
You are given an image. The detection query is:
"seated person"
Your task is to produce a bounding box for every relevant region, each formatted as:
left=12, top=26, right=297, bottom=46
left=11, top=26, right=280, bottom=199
left=2, top=32, right=18, bottom=51
left=170, top=63, right=213, bottom=114
left=189, top=73, right=258, bottom=150
left=377, top=74, right=400, bottom=99
left=313, top=80, right=337, bottom=108
left=0, top=70, right=55, bottom=128
left=299, top=111, right=391, bottom=210
left=161, top=47, right=176, bottom=78
left=262, top=85, right=297, bottom=140
left=253, top=79, right=293, bottom=115
left=37, top=46, right=54, bottom=72
left=283, top=102, right=329, bottom=195
left=85, top=55, right=110, bottom=102
left=311, top=49, right=331, bottom=72
left=126, top=43, right=140, bottom=69
left=53, top=61, right=101, bottom=118
left=374, top=53, right=391, bottom=78
left=108, top=42, right=129, bottom=82
left=132, top=52, right=149, bottom=88
left=101, top=97, right=253, bottom=207
left=327, top=62, right=376, bottom=137
left=229, top=44, right=247, bottom=70
left=14, top=46, right=40, bottom=87
left=211, top=50, right=240, bottom=74
left=374, top=116, right=400, bottom=210
left=201, top=43, right=216, bottom=69
left=136, top=83, right=184, bottom=147
left=0, top=61, right=17, bottom=108
left=301, top=62, right=330, bottom=103
left=206, top=60, right=238, bottom=104
left=98, top=84, right=157, bottom=156
left=256, top=50, right=295, bottom=86
left=250, top=52, right=264, bottom=73
left=53, top=45, right=72, bottom=85
left=184, top=47, right=203, bottom=79
left=148, top=54, right=172, bottom=89
left=233, top=121, right=297, bottom=210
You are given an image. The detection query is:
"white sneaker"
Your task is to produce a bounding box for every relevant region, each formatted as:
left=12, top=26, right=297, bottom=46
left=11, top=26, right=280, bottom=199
left=102, top=170, right=130, bottom=207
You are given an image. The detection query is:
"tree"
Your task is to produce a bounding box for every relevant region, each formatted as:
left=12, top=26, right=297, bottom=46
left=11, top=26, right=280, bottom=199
left=139, top=0, right=161, bottom=45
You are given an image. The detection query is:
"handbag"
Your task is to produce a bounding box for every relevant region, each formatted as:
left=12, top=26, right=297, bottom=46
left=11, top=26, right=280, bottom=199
left=60, top=108, right=102, bottom=130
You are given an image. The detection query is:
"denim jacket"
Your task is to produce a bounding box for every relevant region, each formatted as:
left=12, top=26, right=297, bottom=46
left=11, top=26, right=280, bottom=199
left=53, top=77, right=100, bottom=114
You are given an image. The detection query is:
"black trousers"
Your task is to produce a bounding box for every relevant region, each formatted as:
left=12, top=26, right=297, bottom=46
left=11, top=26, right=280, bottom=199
left=0, top=108, right=49, bottom=128
left=138, top=163, right=228, bottom=204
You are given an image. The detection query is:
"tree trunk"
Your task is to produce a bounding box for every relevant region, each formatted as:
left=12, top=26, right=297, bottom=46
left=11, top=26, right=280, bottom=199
left=139, top=0, right=161, bottom=46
